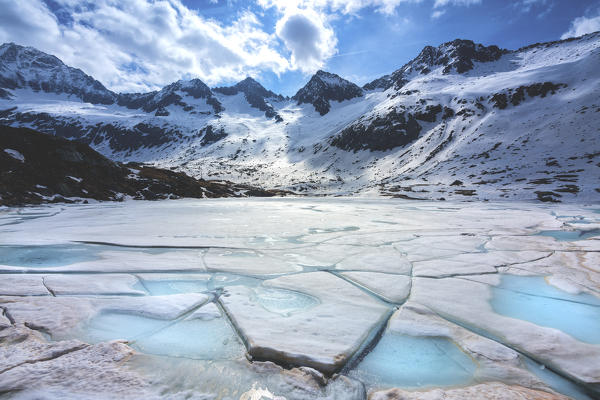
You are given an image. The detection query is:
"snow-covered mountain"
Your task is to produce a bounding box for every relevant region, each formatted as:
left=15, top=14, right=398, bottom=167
left=1, top=33, right=599, bottom=202
left=0, top=43, right=115, bottom=104
left=292, top=70, right=364, bottom=115
left=214, top=77, right=283, bottom=121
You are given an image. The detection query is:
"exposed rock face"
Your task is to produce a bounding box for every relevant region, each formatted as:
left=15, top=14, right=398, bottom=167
left=214, top=77, right=284, bottom=121
left=490, top=82, right=568, bottom=109
left=0, top=43, right=116, bottom=104
left=331, top=109, right=422, bottom=152
left=0, top=125, right=285, bottom=205
left=427, top=39, right=507, bottom=74
left=121, top=79, right=223, bottom=114
left=293, top=70, right=364, bottom=115
left=1, top=109, right=185, bottom=152
left=364, top=39, right=508, bottom=90
left=363, top=75, right=394, bottom=91
left=199, top=124, right=227, bottom=146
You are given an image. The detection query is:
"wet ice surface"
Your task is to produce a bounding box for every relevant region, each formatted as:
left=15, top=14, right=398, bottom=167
left=0, top=244, right=101, bottom=267
left=86, top=310, right=246, bottom=360
left=349, top=334, right=477, bottom=388
left=251, top=287, right=320, bottom=317
left=1, top=198, right=600, bottom=399
left=491, top=275, right=600, bottom=344
left=537, top=229, right=600, bottom=241
left=138, top=273, right=263, bottom=295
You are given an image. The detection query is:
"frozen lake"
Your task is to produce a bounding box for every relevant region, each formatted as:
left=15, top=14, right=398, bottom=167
left=0, top=198, right=599, bottom=400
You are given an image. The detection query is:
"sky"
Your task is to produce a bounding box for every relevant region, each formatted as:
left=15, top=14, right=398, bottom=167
left=0, top=0, right=599, bottom=96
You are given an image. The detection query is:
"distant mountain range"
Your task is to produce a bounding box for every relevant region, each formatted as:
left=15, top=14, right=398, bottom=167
left=1, top=32, right=599, bottom=202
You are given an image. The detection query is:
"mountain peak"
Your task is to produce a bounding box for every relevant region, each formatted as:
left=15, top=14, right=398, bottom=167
left=130, top=77, right=222, bottom=115
left=0, top=42, right=115, bottom=104
left=212, top=76, right=283, bottom=121
left=172, top=78, right=212, bottom=96
left=214, top=76, right=280, bottom=98
left=292, top=70, right=363, bottom=115
left=238, top=76, right=260, bottom=85
left=364, top=38, right=508, bottom=91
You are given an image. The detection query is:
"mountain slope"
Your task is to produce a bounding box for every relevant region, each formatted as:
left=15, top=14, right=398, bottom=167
left=0, top=125, right=284, bottom=205
left=0, top=33, right=599, bottom=202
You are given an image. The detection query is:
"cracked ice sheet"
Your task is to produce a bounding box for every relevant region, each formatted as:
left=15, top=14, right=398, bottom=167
left=340, top=272, right=411, bottom=303
left=336, top=247, right=412, bottom=274
left=412, top=250, right=551, bottom=278
left=0, top=274, right=49, bottom=296
left=0, top=294, right=210, bottom=339
left=410, top=276, right=600, bottom=385
left=0, top=199, right=563, bottom=250
left=203, top=248, right=302, bottom=275
left=0, top=248, right=207, bottom=274
left=0, top=326, right=163, bottom=400
left=43, top=274, right=145, bottom=296
left=0, top=325, right=364, bottom=399
left=487, top=235, right=600, bottom=252
left=397, top=235, right=489, bottom=262
left=220, top=271, right=390, bottom=374
left=350, top=302, right=549, bottom=392
left=500, top=251, right=600, bottom=295
left=0, top=199, right=387, bottom=248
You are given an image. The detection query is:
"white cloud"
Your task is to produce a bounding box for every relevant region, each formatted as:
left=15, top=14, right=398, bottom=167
left=0, top=0, right=490, bottom=92
left=561, top=13, right=600, bottom=40
left=513, top=0, right=553, bottom=19
left=433, top=0, right=481, bottom=8
left=431, top=9, right=446, bottom=18
left=275, top=8, right=337, bottom=72
left=0, top=0, right=290, bottom=92
left=516, top=0, right=547, bottom=13
left=258, top=0, right=423, bottom=16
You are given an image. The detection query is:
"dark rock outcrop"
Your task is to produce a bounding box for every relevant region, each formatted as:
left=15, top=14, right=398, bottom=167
left=293, top=70, right=363, bottom=115
left=415, top=104, right=443, bottom=123
left=0, top=109, right=183, bottom=152
left=199, top=125, right=227, bottom=146
left=330, top=110, right=421, bottom=152
left=490, top=82, right=567, bottom=109
left=0, top=125, right=286, bottom=206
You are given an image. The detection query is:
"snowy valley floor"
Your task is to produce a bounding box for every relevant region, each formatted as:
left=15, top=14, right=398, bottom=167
left=0, top=198, right=599, bottom=400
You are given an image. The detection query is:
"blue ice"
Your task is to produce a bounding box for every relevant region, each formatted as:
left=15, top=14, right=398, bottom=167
left=0, top=244, right=100, bottom=267
left=85, top=310, right=245, bottom=360
left=140, top=273, right=262, bottom=295
left=491, top=275, right=600, bottom=344
left=350, top=333, right=477, bottom=388
left=536, top=229, right=600, bottom=241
